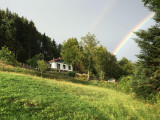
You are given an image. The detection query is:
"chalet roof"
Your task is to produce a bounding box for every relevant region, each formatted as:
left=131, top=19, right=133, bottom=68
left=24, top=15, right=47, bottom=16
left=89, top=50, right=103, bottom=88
left=48, top=57, right=64, bottom=63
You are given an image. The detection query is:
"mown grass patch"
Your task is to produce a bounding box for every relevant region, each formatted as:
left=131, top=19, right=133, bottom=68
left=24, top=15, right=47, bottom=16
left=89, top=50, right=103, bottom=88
left=0, top=71, right=160, bottom=120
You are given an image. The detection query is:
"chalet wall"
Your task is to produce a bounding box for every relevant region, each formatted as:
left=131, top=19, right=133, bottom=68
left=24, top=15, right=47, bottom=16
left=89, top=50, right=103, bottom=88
left=49, top=61, right=73, bottom=71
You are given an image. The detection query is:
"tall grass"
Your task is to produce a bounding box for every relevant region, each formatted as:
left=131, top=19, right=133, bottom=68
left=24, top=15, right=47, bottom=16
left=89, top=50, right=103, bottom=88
left=0, top=71, right=160, bottom=120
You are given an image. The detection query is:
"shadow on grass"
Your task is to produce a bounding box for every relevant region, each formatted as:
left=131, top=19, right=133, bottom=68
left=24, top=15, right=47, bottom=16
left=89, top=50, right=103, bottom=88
left=43, top=73, right=90, bottom=85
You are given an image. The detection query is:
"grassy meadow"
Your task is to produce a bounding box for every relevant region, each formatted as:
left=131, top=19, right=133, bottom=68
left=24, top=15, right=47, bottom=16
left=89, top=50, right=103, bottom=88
left=0, top=70, right=160, bottom=120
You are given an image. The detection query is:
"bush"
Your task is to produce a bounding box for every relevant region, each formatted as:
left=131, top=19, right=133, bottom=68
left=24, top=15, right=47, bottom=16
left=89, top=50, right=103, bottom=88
left=68, top=71, right=75, bottom=77
left=37, top=60, right=48, bottom=77
left=26, top=53, right=43, bottom=68
left=118, top=76, right=132, bottom=93
left=0, top=46, right=17, bottom=66
left=75, top=73, right=88, bottom=80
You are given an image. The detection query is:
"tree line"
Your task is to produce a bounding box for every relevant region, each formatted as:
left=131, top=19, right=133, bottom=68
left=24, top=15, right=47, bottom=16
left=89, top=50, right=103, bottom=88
left=60, top=34, right=134, bottom=80
left=0, top=9, right=60, bottom=63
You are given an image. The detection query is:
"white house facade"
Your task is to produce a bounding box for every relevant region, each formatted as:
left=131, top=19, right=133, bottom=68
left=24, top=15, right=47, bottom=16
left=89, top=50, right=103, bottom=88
left=48, top=58, right=73, bottom=71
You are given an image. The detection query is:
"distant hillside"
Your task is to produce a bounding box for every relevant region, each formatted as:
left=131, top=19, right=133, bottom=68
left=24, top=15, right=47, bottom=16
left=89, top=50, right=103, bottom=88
left=0, top=71, right=159, bottom=120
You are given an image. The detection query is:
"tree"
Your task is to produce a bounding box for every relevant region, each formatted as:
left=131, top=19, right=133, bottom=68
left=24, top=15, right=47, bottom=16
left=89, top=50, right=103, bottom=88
left=0, top=9, right=16, bottom=52
left=93, top=45, right=108, bottom=80
left=51, top=39, right=59, bottom=59
left=61, top=38, right=82, bottom=72
left=118, top=57, right=135, bottom=77
left=104, top=52, right=120, bottom=79
left=0, top=46, right=16, bottom=69
left=132, top=0, right=160, bottom=98
left=135, top=26, right=160, bottom=73
left=37, top=60, right=48, bottom=77
left=142, top=0, right=160, bottom=23
left=57, top=44, right=62, bottom=57
left=133, top=26, right=160, bottom=98
left=26, top=53, right=43, bottom=68
left=81, top=33, right=99, bottom=80
left=93, top=46, right=121, bottom=80
left=0, top=9, right=59, bottom=63
left=143, top=0, right=160, bottom=11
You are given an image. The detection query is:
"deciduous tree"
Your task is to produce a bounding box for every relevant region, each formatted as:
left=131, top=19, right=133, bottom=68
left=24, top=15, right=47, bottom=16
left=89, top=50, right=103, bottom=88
left=118, top=57, right=135, bottom=77
left=93, top=45, right=107, bottom=80
left=37, top=60, right=48, bottom=77
left=61, top=38, right=82, bottom=72
left=81, top=33, right=99, bottom=80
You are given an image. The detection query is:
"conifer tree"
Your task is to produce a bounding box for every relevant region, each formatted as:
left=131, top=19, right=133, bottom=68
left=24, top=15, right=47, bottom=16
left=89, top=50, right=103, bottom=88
left=132, top=0, right=160, bottom=99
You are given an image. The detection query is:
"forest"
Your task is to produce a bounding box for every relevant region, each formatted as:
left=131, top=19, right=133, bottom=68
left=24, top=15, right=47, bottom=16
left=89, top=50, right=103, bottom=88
left=0, top=8, right=60, bottom=63
left=0, top=0, right=160, bottom=102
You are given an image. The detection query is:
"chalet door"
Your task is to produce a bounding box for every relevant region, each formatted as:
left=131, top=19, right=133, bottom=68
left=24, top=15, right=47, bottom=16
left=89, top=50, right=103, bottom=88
left=68, top=65, right=71, bottom=70
left=57, top=64, right=60, bottom=69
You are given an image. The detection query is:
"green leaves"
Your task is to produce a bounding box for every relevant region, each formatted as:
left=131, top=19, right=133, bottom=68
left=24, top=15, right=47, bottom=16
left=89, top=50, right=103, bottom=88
left=81, top=33, right=99, bottom=80
left=26, top=53, right=43, bottom=68
left=93, top=46, right=108, bottom=80
left=61, top=38, right=80, bottom=65
left=133, top=7, right=160, bottom=99
left=118, top=57, right=135, bottom=77
left=0, top=46, right=16, bottom=65
left=37, top=60, right=48, bottom=77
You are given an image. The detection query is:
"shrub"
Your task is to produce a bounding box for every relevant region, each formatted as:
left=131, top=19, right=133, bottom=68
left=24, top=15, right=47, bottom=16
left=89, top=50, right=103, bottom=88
left=118, top=76, right=132, bottom=93
left=131, top=66, right=160, bottom=101
left=0, top=46, right=17, bottom=67
left=37, top=60, right=48, bottom=77
left=26, top=53, right=43, bottom=68
left=68, top=71, right=75, bottom=77
left=75, top=73, right=88, bottom=80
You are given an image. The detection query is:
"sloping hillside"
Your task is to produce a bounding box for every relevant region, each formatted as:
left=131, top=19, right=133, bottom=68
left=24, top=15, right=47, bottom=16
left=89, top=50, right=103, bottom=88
left=0, top=71, right=159, bottom=120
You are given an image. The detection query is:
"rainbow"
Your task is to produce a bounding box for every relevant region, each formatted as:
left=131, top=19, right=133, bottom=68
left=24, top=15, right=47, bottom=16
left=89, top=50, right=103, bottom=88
left=113, top=12, right=155, bottom=55
left=88, top=0, right=116, bottom=33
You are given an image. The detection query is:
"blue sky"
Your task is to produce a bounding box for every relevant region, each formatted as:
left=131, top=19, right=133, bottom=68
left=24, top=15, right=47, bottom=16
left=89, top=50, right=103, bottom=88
left=0, top=0, right=155, bottom=61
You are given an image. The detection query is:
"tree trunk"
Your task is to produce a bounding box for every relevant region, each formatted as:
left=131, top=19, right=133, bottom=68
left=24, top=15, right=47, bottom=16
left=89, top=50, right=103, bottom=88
left=88, top=58, right=90, bottom=81
left=88, top=70, right=90, bottom=81
left=2, top=64, right=4, bottom=70
left=41, top=71, right=43, bottom=77
left=100, top=70, right=103, bottom=80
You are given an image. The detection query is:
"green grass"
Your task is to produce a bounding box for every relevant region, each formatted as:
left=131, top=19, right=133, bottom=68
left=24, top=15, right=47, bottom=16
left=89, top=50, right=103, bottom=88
left=0, top=71, right=160, bottom=120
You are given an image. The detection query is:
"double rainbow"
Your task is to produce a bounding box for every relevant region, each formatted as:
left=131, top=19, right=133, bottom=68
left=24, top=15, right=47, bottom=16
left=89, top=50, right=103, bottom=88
left=113, top=12, right=155, bottom=55
left=88, top=0, right=116, bottom=33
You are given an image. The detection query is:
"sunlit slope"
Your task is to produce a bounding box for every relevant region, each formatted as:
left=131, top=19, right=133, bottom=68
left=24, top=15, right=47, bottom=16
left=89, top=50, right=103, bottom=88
left=0, top=71, right=159, bottom=120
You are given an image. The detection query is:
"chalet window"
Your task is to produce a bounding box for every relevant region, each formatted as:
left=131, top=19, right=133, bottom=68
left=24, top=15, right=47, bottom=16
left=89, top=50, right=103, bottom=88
left=63, top=65, right=66, bottom=69
left=49, top=64, right=52, bottom=68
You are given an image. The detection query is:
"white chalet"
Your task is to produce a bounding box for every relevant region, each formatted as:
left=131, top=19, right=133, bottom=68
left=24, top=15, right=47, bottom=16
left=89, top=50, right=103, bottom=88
left=48, top=58, right=73, bottom=71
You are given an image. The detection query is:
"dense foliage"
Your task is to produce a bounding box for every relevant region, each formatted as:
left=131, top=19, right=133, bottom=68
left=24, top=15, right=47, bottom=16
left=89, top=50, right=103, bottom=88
left=26, top=53, right=43, bottom=68
left=61, top=33, right=134, bottom=80
left=130, top=0, right=160, bottom=100
left=0, top=46, right=17, bottom=67
left=81, top=33, right=100, bottom=80
left=61, top=38, right=83, bottom=72
left=118, top=57, right=135, bottom=77
left=0, top=9, right=59, bottom=63
left=143, top=0, right=160, bottom=23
